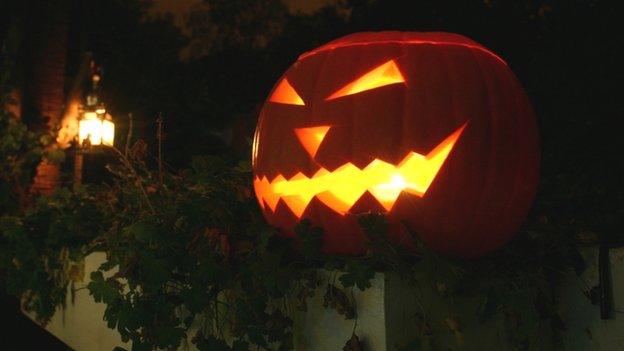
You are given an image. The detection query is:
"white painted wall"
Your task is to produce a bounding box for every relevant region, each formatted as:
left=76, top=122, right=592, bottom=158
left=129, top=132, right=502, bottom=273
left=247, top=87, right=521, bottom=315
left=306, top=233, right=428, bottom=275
left=25, top=249, right=624, bottom=351
left=560, top=248, right=624, bottom=351
left=24, top=252, right=128, bottom=351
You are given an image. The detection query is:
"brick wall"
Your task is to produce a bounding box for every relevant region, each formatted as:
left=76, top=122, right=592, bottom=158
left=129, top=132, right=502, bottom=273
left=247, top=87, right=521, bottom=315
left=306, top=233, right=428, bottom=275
left=28, top=1, right=70, bottom=195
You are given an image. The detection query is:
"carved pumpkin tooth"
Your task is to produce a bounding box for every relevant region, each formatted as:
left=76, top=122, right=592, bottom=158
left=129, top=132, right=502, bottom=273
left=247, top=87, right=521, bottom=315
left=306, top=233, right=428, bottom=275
left=316, top=191, right=353, bottom=215
left=255, top=124, right=464, bottom=219
left=281, top=195, right=308, bottom=218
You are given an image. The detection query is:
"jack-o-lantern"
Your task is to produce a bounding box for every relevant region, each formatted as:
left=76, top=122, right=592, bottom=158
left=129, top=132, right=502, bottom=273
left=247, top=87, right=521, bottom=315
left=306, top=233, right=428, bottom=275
left=253, top=32, right=539, bottom=257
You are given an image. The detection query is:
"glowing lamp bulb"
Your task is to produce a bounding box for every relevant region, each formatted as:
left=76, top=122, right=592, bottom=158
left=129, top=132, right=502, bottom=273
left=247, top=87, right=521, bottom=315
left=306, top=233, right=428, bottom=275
left=78, top=111, right=115, bottom=146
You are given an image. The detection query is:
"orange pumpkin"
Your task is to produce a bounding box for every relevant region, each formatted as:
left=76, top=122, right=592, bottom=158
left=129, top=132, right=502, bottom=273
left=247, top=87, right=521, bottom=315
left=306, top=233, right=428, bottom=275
left=253, top=32, right=539, bottom=257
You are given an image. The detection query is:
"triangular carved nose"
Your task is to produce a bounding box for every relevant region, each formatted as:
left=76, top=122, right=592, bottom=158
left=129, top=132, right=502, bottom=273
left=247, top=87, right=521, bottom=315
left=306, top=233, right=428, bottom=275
left=294, top=126, right=331, bottom=157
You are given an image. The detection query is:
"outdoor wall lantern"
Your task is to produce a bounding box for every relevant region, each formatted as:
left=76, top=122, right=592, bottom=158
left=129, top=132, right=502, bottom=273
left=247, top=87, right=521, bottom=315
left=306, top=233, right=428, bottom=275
left=74, top=60, right=115, bottom=185
left=78, top=107, right=115, bottom=147
left=77, top=69, right=114, bottom=148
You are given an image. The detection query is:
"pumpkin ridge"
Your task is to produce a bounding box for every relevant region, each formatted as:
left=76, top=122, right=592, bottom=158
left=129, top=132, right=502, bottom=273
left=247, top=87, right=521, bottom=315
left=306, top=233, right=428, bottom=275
left=465, top=47, right=508, bottom=255
left=299, top=40, right=506, bottom=66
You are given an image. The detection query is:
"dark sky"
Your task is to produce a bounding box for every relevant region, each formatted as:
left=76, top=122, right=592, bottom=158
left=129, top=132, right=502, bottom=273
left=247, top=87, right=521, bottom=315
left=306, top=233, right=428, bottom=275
left=153, top=0, right=337, bottom=27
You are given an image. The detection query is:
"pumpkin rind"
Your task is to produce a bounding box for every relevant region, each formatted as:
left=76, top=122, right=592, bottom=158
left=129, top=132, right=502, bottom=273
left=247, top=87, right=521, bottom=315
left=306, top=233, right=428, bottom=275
left=253, top=31, right=539, bottom=257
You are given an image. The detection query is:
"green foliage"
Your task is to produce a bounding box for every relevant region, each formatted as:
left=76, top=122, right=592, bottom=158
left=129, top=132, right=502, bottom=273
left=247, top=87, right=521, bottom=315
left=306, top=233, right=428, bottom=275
left=339, top=261, right=375, bottom=291
left=0, top=131, right=589, bottom=349
left=0, top=110, right=45, bottom=211
left=0, top=50, right=45, bottom=212
left=323, top=284, right=355, bottom=320
left=0, top=187, right=104, bottom=322
left=0, top=45, right=74, bottom=323
left=80, top=148, right=310, bottom=349
left=1, top=30, right=66, bottom=211
left=0, top=134, right=595, bottom=350
left=295, top=220, right=324, bottom=261
left=82, top=143, right=585, bottom=350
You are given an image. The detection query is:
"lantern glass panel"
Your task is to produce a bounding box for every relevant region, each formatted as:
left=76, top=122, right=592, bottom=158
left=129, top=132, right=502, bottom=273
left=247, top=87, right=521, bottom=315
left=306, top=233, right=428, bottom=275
left=78, top=112, right=115, bottom=146
left=102, top=119, right=115, bottom=146
left=78, top=112, right=103, bottom=145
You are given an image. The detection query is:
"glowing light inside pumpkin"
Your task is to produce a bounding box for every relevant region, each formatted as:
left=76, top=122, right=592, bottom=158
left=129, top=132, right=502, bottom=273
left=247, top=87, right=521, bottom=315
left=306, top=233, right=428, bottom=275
left=78, top=111, right=115, bottom=146
left=254, top=122, right=467, bottom=217
left=327, top=60, right=405, bottom=100
left=269, top=79, right=305, bottom=105
left=294, top=126, right=331, bottom=157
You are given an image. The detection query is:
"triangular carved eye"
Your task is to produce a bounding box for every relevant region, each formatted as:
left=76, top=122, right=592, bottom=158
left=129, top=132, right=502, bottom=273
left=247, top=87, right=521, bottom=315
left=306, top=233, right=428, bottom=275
left=327, top=60, right=405, bottom=100
left=269, top=79, right=305, bottom=105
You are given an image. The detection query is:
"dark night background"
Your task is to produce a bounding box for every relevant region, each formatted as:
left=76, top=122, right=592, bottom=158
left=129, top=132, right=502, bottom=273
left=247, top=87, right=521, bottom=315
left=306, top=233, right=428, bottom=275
left=1, top=0, right=622, bottom=349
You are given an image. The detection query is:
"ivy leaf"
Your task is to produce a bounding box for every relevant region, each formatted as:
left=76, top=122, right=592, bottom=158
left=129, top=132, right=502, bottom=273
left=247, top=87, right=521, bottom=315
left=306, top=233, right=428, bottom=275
left=339, top=261, right=375, bottom=291
left=232, top=340, right=250, bottom=351
left=357, top=213, right=388, bottom=241
left=443, top=317, right=464, bottom=344
left=195, top=335, right=231, bottom=351
left=88, top=271, right=119, bottom=304
left=98, top=259, right=119, bottom=272
left=587, top=285, right=600, bottom=305
left=254, top=228, right=274, bottom=255
left=116, top=301, right=144, bottom=335
left=398, top=340, right=422, bottom=351
left=181, top=286, right=207, bottom=314
left=342, top=333, right=363, bottom=351
left=476, top=291, right=502, bottom=323
left=568, top=244, right=586, bottom=275
left=235, top=160, right=252, bottom=173
left=245, top=326, right=269, bottom=348
left=138, top=252, right=171, bottom=291
left=266, top=310, right=293, bottom=342
left=124, top=220, right=158, bottom=245
left=295, top=219, right=324, bottom=260
left=155, top=326, right=186, bottom=348
left=130, top=341, right=151, bottom=351
left=323, top=284, right=355, bottom=319
left=196, top=257, right=228, bottom=286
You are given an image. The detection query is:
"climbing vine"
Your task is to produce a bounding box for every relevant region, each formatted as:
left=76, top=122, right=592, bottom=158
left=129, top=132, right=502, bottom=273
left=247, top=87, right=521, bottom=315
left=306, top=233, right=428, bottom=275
left=0, top=45, right=87, bottom=323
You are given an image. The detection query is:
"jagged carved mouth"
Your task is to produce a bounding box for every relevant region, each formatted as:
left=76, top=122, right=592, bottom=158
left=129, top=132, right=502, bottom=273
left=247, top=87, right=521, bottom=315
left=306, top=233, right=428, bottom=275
left=254, top=123, right=467, bottom=218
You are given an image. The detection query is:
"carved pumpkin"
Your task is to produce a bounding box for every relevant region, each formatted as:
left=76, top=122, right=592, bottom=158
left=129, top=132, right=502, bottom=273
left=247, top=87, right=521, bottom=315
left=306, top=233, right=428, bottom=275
left=253, top=32, right=539, bottom=257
